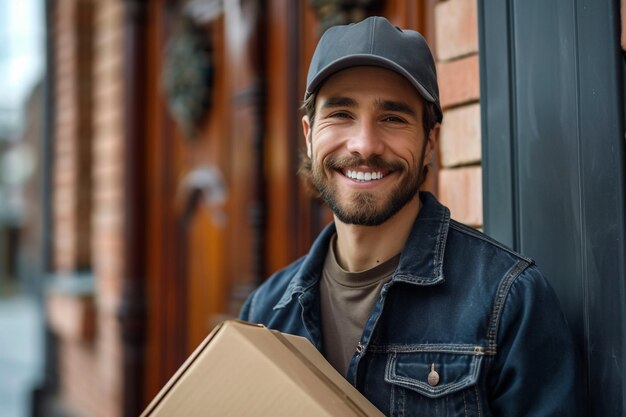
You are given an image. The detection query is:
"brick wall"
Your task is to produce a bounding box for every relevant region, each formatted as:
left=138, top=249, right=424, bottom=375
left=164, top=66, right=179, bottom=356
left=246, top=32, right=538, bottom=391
left=434, top=0, right=482, bottom=228
left=52, top=0, right=93, bottom=272
left=51, top=0, right=125, bottom=416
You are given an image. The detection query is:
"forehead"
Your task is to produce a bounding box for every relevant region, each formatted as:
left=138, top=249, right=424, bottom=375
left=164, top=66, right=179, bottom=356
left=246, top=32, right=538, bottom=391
left=315, top=66, right=424, bottom=109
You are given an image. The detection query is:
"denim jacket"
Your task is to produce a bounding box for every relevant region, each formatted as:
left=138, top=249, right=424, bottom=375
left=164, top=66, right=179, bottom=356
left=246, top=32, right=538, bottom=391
left=240, top=192, right=582, bottom=417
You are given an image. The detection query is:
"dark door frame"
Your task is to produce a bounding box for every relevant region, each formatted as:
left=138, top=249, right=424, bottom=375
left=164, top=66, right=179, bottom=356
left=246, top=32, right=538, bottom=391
left=478, top=0, right=626, bottom=415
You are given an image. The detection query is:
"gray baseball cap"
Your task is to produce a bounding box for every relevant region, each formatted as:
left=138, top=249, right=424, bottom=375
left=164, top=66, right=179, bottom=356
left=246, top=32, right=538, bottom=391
left=305, top=16, right=442, bottom=122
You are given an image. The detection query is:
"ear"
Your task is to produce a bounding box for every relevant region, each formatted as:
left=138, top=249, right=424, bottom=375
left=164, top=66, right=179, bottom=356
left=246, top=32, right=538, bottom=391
left=302, top=115, right=312, bottom=158
left=423, top=123, right=440, bottom=166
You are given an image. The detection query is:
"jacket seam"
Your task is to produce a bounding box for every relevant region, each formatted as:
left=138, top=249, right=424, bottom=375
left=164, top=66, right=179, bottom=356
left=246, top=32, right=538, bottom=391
left=486, top=259, right=531, bottom=353
left=367, top=343, right=488, bottom=355
left=433, top=208, right=450, bottom=278
left=449, top=221, right=533, bottom=264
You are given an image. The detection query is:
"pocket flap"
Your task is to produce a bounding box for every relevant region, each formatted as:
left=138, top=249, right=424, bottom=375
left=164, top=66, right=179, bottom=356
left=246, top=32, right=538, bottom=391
left=384, top=349, right=482, bottom=399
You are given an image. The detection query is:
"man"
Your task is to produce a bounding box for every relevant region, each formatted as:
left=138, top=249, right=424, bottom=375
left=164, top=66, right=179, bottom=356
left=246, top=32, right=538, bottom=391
left=240, top=16, right=581, bottom=416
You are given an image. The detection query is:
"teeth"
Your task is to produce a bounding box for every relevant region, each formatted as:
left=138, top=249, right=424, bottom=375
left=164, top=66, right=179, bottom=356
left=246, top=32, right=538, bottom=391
left=346, top=170, right=384, bottom=181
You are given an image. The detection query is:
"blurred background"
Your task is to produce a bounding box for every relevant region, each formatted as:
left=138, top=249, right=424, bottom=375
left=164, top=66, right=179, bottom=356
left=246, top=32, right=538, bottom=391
left=0, top=0, right=47, bottom=416
left=0, top=0, right=624, bottom=416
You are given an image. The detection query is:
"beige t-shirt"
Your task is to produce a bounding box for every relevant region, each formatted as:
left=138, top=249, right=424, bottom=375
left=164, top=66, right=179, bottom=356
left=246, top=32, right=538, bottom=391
left=320, top=234, right=400, bottom=376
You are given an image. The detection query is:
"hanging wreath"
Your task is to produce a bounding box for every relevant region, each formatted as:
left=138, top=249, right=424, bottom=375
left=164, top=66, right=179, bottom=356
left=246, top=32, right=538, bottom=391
left=161, top=15, right=214, bottom=139
left=309, top=0, right=385, bottom=33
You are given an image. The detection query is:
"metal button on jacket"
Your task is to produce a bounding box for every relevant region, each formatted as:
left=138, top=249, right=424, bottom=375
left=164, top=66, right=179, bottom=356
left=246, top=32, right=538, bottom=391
left=428, top=363, right=440, bottom=386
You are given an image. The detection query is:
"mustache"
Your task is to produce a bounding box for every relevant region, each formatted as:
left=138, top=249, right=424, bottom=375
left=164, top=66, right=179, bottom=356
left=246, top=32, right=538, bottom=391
left=324, top=155, right=404, bottom=172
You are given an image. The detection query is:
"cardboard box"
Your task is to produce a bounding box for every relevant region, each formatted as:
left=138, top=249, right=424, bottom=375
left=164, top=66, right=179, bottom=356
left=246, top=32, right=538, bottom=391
left=141, top=320, right=385, bottom=417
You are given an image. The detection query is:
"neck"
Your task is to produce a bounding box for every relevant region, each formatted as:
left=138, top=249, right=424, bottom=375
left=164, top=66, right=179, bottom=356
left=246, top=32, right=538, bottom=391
left=334, top=196, right=421, bottom=272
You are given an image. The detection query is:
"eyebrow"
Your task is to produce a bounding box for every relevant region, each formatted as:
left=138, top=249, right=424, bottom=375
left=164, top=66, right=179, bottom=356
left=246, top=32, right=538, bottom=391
left=320, top=96, right=358, bottom=110
left=376, top=99, right=417, bottom=118
left=320, top=96, right=417, bottom=118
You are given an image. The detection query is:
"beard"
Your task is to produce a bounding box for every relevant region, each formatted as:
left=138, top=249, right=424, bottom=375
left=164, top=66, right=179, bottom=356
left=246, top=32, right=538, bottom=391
left=311, top=154, right=426, bottom=226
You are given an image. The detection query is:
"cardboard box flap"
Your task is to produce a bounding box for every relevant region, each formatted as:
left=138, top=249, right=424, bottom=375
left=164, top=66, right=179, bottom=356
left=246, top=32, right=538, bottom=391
left=141, top=320, right=385, bottom=417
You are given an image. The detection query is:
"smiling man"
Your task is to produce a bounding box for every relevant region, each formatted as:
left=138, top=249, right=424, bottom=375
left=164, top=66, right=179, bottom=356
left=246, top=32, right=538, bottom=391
left=240, top=16, right=582, bottom=417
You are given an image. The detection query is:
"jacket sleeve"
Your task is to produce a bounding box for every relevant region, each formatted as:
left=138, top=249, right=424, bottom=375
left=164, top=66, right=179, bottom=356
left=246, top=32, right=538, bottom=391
left=488, top=265, right=586, bottom=417
left=238, top=290, right=255, bottom=322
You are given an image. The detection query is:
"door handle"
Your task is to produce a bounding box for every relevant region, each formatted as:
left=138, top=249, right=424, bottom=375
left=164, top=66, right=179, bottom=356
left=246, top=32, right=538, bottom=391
left=178, top=165, right=228, bottom=227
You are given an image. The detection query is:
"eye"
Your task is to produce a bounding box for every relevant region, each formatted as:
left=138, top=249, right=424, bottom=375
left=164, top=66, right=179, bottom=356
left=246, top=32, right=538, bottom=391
left=329, top=111, right=352, bottom=119
left=382, top=115, right=406, bottom=123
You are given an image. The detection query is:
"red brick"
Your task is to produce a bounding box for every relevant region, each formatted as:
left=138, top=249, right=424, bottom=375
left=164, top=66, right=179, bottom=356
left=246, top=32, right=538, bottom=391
left=93, top=257, right=123, bottom=282
left=435, top=0, right=479, bottom=61
left=93, top=77, right=123, bottom=102
left=97, top=277, right=123, bottom=310
left=52, top=0, right=96, bottom=274
left=94, top=0, right=123, bottom=27
left=438, top=54, right=480, bottom=109
left=96, top=312, right=123, bottom=395
left=52, top=1, right=126, bottom=414
left=47, top=292, right=95, bottom=342
left=55, top=94, right=75, bottom=116
left=53, top=254, right=75, bottom=276
left=53, top=231, right=75, bottom=250
left=439, top=103, right=481, bottom=168
left=59, top=340, right=118, bottom=417
left=94, top=25, right=123, bottom=50
left=94, top=49, right=123, bottom=75
left=438, top=166, right=483, bottom=226
left=54, top=152, right=75, bottom=174
left=92, top=208, right=123, bottom=227
left=93, top=133, right=122, bottom=153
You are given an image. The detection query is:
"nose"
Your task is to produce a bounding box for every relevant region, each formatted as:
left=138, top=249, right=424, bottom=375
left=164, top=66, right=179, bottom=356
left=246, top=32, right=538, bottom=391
left=345, top=120, right=385, bottom=159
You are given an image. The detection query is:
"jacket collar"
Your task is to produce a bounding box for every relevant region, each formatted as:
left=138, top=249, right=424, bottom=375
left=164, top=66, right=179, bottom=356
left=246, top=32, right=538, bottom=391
left=273, top=192, right=450, bottom=310
left=393, top=191, right=449, bottom=286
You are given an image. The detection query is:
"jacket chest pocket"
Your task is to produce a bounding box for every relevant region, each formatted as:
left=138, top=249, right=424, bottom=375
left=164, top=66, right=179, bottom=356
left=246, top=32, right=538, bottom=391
left=384, top=349, right=484, bottom=417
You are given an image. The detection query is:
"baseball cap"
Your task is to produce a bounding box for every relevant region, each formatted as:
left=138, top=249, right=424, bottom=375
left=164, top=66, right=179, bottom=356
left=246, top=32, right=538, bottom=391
left=305, top=16, right=442, bottom=122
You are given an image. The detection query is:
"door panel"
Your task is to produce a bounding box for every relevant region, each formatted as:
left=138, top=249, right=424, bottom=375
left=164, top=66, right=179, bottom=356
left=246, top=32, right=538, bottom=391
left=144, top=0, right=437, bottom=406
left=479, top=0, right=626, bottom=414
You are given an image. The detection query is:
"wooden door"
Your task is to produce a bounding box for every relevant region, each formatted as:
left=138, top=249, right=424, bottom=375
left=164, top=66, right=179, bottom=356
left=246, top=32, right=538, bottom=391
left=142, top=0, right=436, bottom=406
left=143, top=0, right=268, bottom=402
